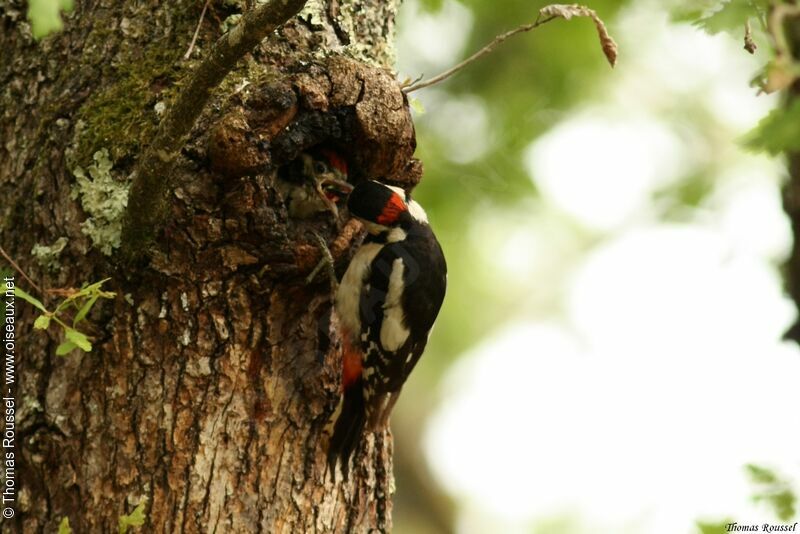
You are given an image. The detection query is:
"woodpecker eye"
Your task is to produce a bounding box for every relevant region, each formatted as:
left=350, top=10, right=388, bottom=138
left=314, top=161, right=328, bottom=175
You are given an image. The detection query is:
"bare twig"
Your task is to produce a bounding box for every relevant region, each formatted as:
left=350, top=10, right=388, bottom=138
left=0, top=245, right=43, bottom=294
left=403, top=15, right=557, bottom=93
left=744, top=20, right=757, bottom=54
left=403, top=3, right=617, bottom=94
left=184, top=0, right=212, bottom=60
left=121, top=0, right=308, bottom=264
left=539, top=4, right=617, bottom=67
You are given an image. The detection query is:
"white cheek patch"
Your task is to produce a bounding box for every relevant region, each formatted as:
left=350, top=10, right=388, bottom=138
left=335, top=243, right=382, bottom=337
left=380, top=258, right=410, bottom=352
left=382, top=183, right=428, bottom=223
left=385, top=184, right=406, bottom=197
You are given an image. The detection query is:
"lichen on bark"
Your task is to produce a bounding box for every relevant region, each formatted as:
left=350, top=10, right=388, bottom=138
left=2, top=0, right=411, bottom=532
left=71, top=148, right=129, bottom=255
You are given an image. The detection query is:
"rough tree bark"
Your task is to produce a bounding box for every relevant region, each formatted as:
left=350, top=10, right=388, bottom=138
left=0, top=0, right=421, bottom=531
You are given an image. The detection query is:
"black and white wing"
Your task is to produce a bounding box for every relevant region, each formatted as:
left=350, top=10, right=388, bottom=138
left=359, top=224, right=447, bottom=427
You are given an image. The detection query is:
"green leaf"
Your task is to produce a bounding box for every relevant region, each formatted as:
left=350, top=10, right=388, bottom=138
left=674, top=0, right=768, bottom=35
left=409, top=97, right=426, bottom=115
left=744, top=100, right=800, bottom=155
left=745, top=464, right=797, bottom=521
left=33, top=315, right=51, bottom=330
left=768, top=489, right=797, bottom=521
left=64, top=328, right=92, bottom=352
left=58, top=517, right=72, bottom=534
left=14, top=287, right=47, bottom=312
left=55, top=341, right=77, bottom=356
left=73, top=294, right=99, bottom=326
left=695, top=0, right=756, bottom=35
left=27, top=0, right=75, bottom=39
left=119, top=500, right=147, bottom=534
left=746, top=463, right=778, bottom=484
left=73, top=277, right=111, bottom=299
left=672, top=1, right=722, bottom=22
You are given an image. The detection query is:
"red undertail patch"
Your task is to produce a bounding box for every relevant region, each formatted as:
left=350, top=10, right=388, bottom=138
left=342, top=334, right=363, bottom=391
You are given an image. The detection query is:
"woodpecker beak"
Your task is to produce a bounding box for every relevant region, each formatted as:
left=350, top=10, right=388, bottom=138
left=320, top=177, right=354, bottom=203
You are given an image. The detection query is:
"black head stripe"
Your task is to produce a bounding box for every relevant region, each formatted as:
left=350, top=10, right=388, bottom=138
left=347, top=181, right=396, bottom=223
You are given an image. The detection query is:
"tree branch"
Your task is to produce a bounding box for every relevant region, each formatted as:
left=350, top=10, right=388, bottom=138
left=403, top=15, right=558, bottom=93
left=403, top=4, right=618, bottom=94
left=0, top=245, right=42, bottom=294
left=120, top=0, right=308, bottom=264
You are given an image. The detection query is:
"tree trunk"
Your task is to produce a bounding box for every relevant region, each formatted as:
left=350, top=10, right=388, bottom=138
left=1, top=0, right=418, bottom=531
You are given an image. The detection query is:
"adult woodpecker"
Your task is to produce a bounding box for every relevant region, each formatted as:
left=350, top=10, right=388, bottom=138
left=329, top=180, right=447, bottom=475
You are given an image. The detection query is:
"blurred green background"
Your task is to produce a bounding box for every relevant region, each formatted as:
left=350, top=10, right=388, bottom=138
left=16, top=0, right=800, bottom=532
left=390, top=1, right=800, bottom=533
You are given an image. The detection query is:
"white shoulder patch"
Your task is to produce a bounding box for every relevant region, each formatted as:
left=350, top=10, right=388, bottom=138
left=406, top=198, right=428, bottom=223
left=380, top=258, right=410, bottom=352
left=386, top=227, right=407, bottom=243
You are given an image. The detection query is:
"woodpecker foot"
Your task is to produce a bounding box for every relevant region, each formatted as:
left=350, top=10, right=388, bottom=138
left=305, top=231, right=338, bottom=292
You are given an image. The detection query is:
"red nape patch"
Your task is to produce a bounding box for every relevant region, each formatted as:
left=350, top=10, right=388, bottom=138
left=375, top=193, right=407, bottom=225
left=341, top=336, right=363, bottom=391
left=320, top=148, right=348, bottom=175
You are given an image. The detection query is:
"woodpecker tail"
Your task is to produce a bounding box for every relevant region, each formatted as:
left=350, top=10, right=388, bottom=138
left=327, top=379, right=366, bottom=478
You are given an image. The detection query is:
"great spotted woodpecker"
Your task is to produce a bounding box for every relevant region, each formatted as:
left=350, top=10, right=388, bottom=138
left=275, top=149, right=353, bottom=220
left=329, top=180, right=447, bottom=474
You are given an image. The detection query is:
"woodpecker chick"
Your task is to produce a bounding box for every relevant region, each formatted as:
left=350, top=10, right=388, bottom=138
left=328, top=181, right=447, bottom=476
left=276, top=150, right=353, bottom=220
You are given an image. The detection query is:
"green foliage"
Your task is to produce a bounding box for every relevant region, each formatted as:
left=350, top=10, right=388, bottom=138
left=71, top=149, right=129, bottom=256
left=56, top=341, right=77, bottom=356
left=14, top=279, right=115, bottom=357
left=408, top=97, right=426, bottom=115
left=58, top=516, right=72, bottom=534
left=744, top=99, right=800, bottom=155
left=33, top=315, right=51, bottom=330
left=118, top=499, right=147, bottom=534
left=65, top=328, right=91, bottom=351
left=27, top=0, right=74, bottom=39
left=689, top=0, right=767, bottom=36
left=14, top=286, right=47, bottom=312
left=672, top=1, right=800, bottom=94
left=746, top=464, right=797, bottom=521
left=747, top=463, right=779, bottom=484
left=671, top=0, right=724, bottom=23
